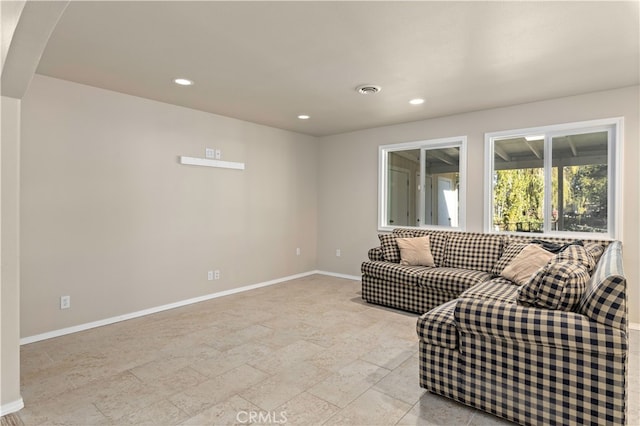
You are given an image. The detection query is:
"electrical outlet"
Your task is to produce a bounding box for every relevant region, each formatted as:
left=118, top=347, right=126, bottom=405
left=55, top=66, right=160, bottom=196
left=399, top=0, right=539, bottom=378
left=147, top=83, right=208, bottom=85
left=215, top=149, right=222, bottom=160
left=205, top=148, right=215, bottom=159
left=296, top=247, right=301, bottom=256
left=60, top=295, right=70, bottom=310
left=336, top=249, right=341, bottom=257
left=214, top=270, right=220, bottom=280
left=208, top=271, right=214, bottom=281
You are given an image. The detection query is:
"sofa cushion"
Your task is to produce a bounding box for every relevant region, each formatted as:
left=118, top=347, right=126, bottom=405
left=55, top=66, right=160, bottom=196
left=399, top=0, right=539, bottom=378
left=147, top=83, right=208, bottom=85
left=378, top=231, right=413, bottom=263
left=444, top=233, right=505, bottom=273
left=490, top=242, right=530, bottom=276
left=460, top=277, right=520, bottom=303
left=584, top=242, right=605, bottom=266
left=501, top=244, right=554, bottom=285
left=578, top=241, right=626, bottom=329
left=416, top=299, right=457, bottom=349
left=361, top=261, right=430, bottom=286
left=416, top=268, right=493, bottom=295
left=396, top=229, right=448, bottom=267
left=517, top=260, right=590, bottom=311
left=397, top=236, right=435, bottom=267
left=554, top=244, right=596, bottom=273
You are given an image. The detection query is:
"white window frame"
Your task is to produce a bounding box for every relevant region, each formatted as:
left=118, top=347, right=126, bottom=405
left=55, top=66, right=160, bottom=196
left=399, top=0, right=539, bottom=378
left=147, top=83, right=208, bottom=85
left=484, top=117, right=623, bottom=239
left=379, top=136, right=467, bottom=232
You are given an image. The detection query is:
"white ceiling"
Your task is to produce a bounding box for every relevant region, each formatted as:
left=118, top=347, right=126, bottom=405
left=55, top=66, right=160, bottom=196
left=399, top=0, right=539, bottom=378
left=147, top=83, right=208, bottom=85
left=35, top=1, right=640, bottom=137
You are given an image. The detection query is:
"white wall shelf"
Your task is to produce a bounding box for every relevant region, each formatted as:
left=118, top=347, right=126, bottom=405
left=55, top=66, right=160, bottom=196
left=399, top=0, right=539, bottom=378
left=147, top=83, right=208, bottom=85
left=179, top=156, right=245, bottom=170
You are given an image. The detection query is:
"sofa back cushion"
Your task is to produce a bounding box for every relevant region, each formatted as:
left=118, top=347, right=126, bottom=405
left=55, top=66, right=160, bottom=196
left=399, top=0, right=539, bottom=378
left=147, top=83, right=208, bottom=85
left=584, top=242, right=605, bottom=265
left=444, top=233, right=505, bottom=273
left=578, top=241, right=626, bottom=330
left=378, top=231, right=413, bottom=263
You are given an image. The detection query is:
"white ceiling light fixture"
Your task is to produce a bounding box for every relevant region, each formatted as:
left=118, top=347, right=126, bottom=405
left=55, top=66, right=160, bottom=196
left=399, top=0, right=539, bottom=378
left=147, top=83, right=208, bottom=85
left=409, top=98, right=425, bottom=105
left=173, top=78, right=194, bottom=86
left=525, top=135, right=545, bottom=141
left=356, top=84, right=382, bottom=95
left=298, top=114, right=310, bottom=120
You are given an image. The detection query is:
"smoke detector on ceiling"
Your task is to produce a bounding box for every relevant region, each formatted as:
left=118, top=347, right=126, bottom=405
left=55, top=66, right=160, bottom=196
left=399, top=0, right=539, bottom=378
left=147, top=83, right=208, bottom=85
left=356, top=84, right=382, bottom=95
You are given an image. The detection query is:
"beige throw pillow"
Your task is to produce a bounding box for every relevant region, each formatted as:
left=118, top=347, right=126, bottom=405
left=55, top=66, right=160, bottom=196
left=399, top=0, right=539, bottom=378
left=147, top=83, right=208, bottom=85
left=501, top=244, right=554, bottom=285
left=396, top=236, right=435, bottom=267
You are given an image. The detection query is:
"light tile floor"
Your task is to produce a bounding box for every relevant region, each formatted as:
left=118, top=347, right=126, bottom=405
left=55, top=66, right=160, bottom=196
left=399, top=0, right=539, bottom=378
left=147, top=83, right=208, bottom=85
left=11, top=275, right=640, bottom=425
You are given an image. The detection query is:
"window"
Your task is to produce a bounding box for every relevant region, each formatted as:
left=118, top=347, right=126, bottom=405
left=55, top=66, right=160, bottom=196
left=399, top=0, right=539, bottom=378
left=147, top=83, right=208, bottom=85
left=379, top=137, right=466, bottom=231
left=485, top=118, right=622, bottom=238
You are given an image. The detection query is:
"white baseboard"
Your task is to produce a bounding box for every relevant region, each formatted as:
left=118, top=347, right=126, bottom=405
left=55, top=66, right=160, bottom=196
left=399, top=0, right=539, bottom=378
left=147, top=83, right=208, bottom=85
left=629, top=322, right=640, bottom=331
left=315, top=270, right=361, bottom=281
left=21, top=270, right=327, bottom=345
left=20, top=270, right=360, bottom=345
left=0, top=398, right=24, bottom=416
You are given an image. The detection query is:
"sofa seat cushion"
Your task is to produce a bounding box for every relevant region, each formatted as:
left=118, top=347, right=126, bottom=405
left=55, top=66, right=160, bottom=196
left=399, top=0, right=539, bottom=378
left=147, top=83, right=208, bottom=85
left=416, top=268, right=493, bottom=295
left=361, top=261, right=432, bottom=286
left=444, top=233, right=505, bottom=273
left=460, top=278, right=520, bottom=303
left=417, top=299, right=458, bottom=349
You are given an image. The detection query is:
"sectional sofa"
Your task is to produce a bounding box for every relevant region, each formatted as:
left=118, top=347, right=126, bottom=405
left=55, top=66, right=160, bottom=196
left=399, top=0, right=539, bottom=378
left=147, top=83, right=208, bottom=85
left=361, top=229, right=627, bottom=425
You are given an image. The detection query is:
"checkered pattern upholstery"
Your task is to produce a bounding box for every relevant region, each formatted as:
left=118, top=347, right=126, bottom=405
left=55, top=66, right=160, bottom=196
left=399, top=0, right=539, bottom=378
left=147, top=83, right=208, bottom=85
left=401, top=229, right=449, bottom=267
left=456, top=298, right=626, bottom=354
left=518, top=260, right=590, bottom=311
left=578, top=240, right=626, bottom=330
left=416, top=300, right=458, bottom=349
left=444, top=233, right=505, bottom=272
left=555, top=244, right=597, bottom=272
left=459, top=277, right=519, bottom=303
left=585, top=241, right=605, bottom=264
left=361, top=261, right=492, bottom=313
left=363, top=230, right=498, bottom=313
left=367, top=247, right=384, bottom=262
left=416, top=268, right=492, bottom=294
left=416, top=240, right=627, bottom=425
left=361, top=275, right=457, bottom=314
left=378, top=232, right=412, bottom=263
left=490, top=242, right=531, bottom=276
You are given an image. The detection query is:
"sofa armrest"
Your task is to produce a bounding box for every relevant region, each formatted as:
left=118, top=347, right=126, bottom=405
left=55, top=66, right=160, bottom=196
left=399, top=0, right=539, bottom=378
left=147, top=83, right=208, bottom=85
left=454, top=298, right=627, bottom=356
left=368, top=247, right=384, bottom=262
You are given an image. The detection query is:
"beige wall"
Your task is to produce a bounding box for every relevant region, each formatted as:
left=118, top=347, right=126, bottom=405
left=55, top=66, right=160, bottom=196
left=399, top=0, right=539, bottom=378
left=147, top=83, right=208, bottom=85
left=20, top=75, right=318, bottom=337
left=317, top=86, right=640, bottom=323
left=17, top=77, right=640, bottom=336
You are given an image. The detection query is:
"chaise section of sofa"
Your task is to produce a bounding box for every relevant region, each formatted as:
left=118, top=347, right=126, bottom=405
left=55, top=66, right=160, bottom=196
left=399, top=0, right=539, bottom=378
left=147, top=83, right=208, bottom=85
left=417, top=240, right=627, bottom=425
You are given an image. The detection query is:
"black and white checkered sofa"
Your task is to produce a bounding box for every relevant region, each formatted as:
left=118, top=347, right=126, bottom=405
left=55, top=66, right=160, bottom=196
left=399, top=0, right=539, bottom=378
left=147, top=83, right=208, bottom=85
left=361, top=229, right=507, bottom=314
left=417, top=238, right=627, bottom=425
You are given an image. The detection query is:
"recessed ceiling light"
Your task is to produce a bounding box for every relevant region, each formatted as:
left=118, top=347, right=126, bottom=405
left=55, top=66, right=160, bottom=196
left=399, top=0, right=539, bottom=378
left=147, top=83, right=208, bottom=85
left=298, top=115, right=310, bottom=120
left=409, top=98, right=425, bottom=105
left=174, top=78, right=194, bottom=86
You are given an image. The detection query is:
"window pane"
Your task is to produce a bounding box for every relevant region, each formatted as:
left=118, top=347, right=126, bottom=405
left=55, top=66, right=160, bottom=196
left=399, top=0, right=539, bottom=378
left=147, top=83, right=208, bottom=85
left=492, top=137, right=544, bottom=233
left=551, top=132, right=608, bottom=233
left=387, top=150, right=420, bottom=226
left=423, top=147, right=460, bottom=227
left=380, top=138, right=465, bottom=230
